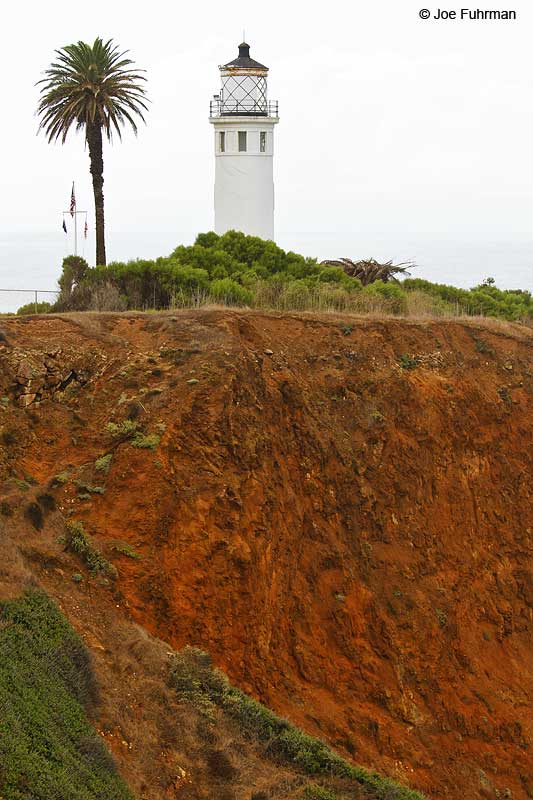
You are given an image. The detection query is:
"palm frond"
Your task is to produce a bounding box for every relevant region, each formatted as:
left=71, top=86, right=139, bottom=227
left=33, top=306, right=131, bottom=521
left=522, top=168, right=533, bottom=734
left=320, top=258, right=414, bottom=285
left=36, top=37, right=148, bottom=143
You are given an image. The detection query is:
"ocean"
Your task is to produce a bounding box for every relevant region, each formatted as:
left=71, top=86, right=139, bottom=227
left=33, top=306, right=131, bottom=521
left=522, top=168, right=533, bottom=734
left=0, top=230, right=531, bottom=314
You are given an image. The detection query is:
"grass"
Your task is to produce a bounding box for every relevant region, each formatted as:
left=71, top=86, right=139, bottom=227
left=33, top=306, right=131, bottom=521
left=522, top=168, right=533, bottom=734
left=0, top=589, right=132, bottom=800
left=169, top=647, right=425, bottom=800
left=64, top=521, right=115, bottom=576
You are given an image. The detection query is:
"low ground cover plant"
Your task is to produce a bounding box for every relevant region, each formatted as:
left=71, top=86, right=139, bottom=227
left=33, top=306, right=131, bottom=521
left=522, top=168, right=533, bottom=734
left=0, top=589, right=132, bottom=800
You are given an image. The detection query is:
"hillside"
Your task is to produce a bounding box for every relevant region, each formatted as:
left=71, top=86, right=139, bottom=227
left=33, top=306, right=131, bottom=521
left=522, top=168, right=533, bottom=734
left=0, top=309, right=531, bottom=799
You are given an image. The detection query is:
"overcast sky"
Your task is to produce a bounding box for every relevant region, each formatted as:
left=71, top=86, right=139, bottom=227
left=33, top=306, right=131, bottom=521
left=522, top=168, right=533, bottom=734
left=3, top=0, right=533, bottom=246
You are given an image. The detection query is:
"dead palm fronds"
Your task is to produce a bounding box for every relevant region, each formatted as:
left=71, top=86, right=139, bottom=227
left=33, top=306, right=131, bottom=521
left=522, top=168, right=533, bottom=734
left=320, top=258, right=414, bottom=285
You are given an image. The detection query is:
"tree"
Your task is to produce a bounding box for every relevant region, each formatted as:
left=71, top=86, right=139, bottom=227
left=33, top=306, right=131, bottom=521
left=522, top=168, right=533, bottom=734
left=320, top=258, right=413, bottom=286
left=36, top=38, right=148, bottom=266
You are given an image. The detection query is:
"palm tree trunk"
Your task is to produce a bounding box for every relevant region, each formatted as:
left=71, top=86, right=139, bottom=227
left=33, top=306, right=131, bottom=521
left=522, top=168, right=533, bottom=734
left=86, top=122, right=106, bottom=266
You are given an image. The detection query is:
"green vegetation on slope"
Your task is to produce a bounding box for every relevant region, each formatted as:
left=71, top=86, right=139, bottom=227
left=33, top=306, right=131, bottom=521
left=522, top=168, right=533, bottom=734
left=169, top=647, right=426, bottom=800
left=40, top=232, right=531, bottom=322
left=0, top=589, right=132, bottom=800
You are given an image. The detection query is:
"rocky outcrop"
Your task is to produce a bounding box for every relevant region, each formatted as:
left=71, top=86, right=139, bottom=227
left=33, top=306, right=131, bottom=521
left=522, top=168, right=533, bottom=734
left=2, top=344, right=106, bottom=407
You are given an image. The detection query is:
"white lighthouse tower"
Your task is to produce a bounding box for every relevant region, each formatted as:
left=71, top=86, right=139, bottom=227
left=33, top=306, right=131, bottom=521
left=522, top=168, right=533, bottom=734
left=209, top=42, right=279, bottom=240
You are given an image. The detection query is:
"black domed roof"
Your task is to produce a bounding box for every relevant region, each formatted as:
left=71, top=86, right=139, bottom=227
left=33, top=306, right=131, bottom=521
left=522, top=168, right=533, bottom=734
left=222, top=42, right=268, bottom=70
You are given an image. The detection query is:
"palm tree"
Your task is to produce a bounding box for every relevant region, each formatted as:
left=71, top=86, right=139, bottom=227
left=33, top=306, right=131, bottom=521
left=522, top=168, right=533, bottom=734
left=37, top=38, right=148, bottom=266
left=320, top=258, right=414, bottom=286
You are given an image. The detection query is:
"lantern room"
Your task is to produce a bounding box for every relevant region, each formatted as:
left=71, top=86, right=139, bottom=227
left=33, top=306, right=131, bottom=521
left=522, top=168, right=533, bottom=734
left=210, top=42, right=278, bottom=117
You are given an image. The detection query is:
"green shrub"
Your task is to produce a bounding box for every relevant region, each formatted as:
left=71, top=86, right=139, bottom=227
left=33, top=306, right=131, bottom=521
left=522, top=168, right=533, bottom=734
left=209, top=278, right=253, bottom=306
left=402, top=278, right=531, bottom=321
left=474, top=338, right=495, bottom=356
left=64, top=521, right=115, bottom=576
left=75, top=481, right=106, bottom=495
left=108, top=541, right=141, bottom=560
left=364, top=281, right=407, bottom=314
left=304, top=786, right=340, bottom=800
left=12, top=478, right=31, bottom=491
left=45, top=231, right=531, bottom=322
left=95, top=453, right=113, bottom=473
left=16, top=301, right=53, bottom=315
left=398, top=353, right=419, bottom=370
left=131, top=432, right=160, bottom=450
left=0, top=589, right=132, bottom=800
left=105, top=420, right=139, bottom=439
left=105, top=420, right=159, bottom=450
left=169, top=648, right=425, bottom=800
left=52, top=470, right=70, bottom=486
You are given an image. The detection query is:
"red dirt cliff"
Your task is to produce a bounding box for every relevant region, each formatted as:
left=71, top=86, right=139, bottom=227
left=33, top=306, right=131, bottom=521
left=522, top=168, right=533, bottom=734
left=0, top=310, right=531, bottom=799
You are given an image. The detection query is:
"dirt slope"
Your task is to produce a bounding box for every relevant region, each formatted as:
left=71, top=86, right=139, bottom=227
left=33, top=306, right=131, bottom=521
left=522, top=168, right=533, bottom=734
left=0, top=310, right=531, bottom=799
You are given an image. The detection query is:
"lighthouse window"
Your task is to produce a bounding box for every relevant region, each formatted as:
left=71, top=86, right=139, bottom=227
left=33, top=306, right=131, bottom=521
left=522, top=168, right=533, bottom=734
left=238, top=131, right=247, bottom=152
left=260, top=132, right=266, bottom=152
left=219, top=132, right=225, bottom=152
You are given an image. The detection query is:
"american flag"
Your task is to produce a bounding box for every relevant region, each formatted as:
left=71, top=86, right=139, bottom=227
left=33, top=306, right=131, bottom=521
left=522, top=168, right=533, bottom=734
left=70, top=183, right=76, bottom=217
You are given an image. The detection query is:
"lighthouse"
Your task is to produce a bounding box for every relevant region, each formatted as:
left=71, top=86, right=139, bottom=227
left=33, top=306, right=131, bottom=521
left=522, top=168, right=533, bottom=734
left=209, top=42, right=279, bottom=240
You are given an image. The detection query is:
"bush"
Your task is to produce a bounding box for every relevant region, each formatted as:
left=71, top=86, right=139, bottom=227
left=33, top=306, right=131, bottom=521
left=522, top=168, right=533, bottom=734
left=95, top=453, right=113, bottom=473
left=209, top=278, right=253, bottom=306
left=363, top=281, right=407, bottom=314
left=402, top=278, right=531, bottom=321
left=16, top=301, right=52, bottom=315
left=0, top=589, right=132, bottom=800
left=47, top=232, right=532, bottom=323
left=88, top=282, right=128, bottom=311
left=105, top=420, right=139, bottom=440
left=64, top=521, right=115, bottom=576
left=304, top=786, right=340, bottom=800
left=108, top=541, right=141, bottom=560
left=398, top=353, right=419, bottom=370
left=130, top=432, right=160, bottom=450
left=105, top=420, right=160, bottom=450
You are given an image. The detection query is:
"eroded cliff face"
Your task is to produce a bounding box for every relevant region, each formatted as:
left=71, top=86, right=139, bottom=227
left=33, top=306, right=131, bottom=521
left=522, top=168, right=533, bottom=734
left=0, top=310, right=531, bottom=799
